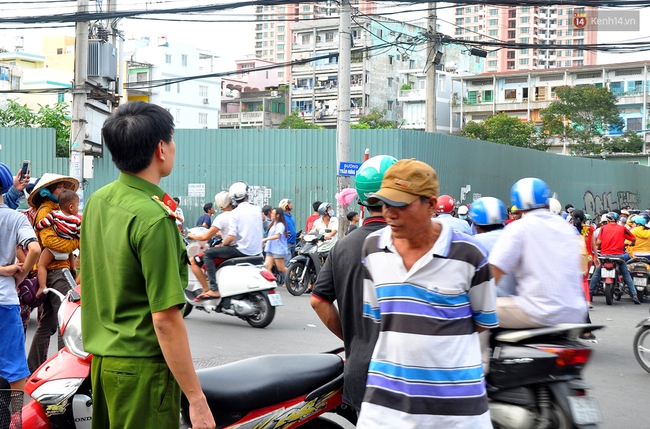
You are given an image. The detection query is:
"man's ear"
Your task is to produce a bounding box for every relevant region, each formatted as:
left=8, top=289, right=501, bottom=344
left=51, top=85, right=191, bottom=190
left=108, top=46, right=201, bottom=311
left=427, top=196, right=438, bottom=216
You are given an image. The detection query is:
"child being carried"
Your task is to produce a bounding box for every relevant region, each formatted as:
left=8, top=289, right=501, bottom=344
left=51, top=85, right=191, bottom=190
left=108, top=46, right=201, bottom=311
left=35, top=189, right=81, bottom=288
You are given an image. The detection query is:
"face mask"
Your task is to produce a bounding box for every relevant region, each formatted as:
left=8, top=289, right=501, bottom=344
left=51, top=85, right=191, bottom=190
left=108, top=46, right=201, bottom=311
left=459, top=215, right=467, bottom=220
left=620, top=217, right=627, bottom=223
left=39, top=187, right=59, bottom=203
left=328, top=209, right=334, bottom=217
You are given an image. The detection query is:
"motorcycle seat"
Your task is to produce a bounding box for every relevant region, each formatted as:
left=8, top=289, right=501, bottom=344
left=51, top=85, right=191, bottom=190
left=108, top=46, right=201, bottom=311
left=190, top=353, right=343, bottom=418
left=217, top=255, right=264, bottom=269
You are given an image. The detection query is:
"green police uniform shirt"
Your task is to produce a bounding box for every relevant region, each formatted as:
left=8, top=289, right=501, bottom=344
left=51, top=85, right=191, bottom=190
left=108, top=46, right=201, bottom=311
left=81, top=173, right=188, bottom=357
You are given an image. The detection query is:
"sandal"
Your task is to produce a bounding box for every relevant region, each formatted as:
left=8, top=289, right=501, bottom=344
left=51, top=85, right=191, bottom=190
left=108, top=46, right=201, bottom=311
left=194, top=292, right=221, bottom=301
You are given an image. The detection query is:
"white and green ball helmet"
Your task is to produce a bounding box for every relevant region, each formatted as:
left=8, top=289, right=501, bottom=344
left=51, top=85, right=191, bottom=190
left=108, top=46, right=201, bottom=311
left=355, top=155, right=398, bottom=207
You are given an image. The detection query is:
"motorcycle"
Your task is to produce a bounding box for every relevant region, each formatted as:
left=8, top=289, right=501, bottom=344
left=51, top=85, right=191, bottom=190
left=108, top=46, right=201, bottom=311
left=21, top=270, right=356, bottom=429
left=184, top=227, right=282, bottom=328
left=634, top=308, right=650, bottom=374
left=488, top=323, right=604, bottom=429
left=286, top=233, right=325, bottom=296
left=627, top=257, right=650, bottom=303
left=593, top=256, right=629, bottom=305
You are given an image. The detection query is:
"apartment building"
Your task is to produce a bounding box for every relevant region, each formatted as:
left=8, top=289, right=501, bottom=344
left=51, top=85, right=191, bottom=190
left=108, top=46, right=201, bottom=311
left=253, top=0, right=376, bottom=83
left=124, top=38, right=221, bottom=129
left=451, top=61, right=650, bottom=152
left=289, top=16, right=426, bottom=128
left=454, top=4, right=597, bottom=73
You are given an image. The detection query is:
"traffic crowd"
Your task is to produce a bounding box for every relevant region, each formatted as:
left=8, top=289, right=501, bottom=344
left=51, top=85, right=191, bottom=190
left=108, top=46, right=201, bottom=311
left=0, top=100, right=636, bottom=428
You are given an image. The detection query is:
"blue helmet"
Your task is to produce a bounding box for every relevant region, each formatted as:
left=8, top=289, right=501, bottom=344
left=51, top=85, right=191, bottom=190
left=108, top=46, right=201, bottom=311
left=0, top=163, right=13, bottom=195
left=510, top=178, right=551, bottom=211
left=469, top=197, right=508, bottom=226
left=633, top=215, right=647, bottom=227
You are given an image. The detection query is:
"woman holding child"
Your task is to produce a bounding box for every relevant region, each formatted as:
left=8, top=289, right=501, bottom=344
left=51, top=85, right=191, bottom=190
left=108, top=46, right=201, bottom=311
left=26, top=173, right=80, bottom=373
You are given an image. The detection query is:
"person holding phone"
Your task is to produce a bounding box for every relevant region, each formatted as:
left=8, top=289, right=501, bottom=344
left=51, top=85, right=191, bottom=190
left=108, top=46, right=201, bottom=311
left=2, top=161, right=31, bottom=210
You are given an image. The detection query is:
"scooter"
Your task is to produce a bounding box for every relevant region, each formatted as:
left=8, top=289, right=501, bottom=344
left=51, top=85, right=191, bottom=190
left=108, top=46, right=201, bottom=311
left=634, top=308, right=650, bottom=374
left=627, top=257, right=650, bottom=303
left=286, top=233, right=325, bottom=296
left=593, top=256, right=629, bottom=305
left=20, top=270, right=356, bottom=429
left=184, top=227, right=282, bottom=328
left=488, top=324, right=604, bottom=429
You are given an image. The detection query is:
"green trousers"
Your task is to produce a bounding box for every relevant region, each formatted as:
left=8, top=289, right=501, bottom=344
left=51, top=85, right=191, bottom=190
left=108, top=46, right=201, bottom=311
left=91, top=355, right=181, bottom=429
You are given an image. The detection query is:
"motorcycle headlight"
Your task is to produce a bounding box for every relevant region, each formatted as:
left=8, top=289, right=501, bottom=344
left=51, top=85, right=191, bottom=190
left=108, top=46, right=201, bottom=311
left=62, top=307, right=90, bottom=359
left=31, top=378, right=85, bottom=405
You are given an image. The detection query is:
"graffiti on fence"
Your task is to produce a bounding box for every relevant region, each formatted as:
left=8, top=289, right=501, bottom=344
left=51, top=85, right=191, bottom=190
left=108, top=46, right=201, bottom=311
left=583, top=190, right=640, bottom=216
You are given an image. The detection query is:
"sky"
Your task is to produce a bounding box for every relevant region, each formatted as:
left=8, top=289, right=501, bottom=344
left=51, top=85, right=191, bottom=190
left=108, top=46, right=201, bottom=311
left=0, top=1, right=649, bottom=69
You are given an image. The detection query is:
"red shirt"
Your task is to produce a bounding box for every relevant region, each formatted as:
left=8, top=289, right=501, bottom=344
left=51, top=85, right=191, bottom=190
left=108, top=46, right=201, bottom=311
left=599, top=223, right=635, bottom=255
left=305, top=214, right=320, bottom=233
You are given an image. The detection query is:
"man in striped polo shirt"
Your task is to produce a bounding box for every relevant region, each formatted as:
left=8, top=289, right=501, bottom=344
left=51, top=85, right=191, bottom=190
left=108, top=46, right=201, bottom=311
left=359, top=159, right=497, bottom=429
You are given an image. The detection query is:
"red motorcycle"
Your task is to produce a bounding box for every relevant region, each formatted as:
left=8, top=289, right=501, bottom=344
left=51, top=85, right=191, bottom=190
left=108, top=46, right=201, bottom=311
left=21, top=270, right=353, bottom=429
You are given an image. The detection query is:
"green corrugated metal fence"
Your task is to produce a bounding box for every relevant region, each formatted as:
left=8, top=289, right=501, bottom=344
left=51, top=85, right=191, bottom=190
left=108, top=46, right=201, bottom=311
left=3, top=127, right=648, bottom=228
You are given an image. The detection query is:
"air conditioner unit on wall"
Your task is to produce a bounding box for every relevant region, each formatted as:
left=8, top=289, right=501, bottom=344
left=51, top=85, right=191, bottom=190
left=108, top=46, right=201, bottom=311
left=203, top=98, right=209, bottom=104
left=270, top=90, right=278, bottom=96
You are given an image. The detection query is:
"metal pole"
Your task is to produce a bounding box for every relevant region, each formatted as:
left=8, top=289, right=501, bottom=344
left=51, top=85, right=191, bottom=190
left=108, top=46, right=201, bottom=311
left=360, top=148, right=369, bottom=219
left=70, top=0, right=89, bottom=198
left=425, top=2, right=437, bottom=133
left=336, top=0, right=351, bottom=237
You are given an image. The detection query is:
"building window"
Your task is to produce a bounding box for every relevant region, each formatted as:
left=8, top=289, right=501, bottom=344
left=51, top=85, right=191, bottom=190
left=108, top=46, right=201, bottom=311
left=509, top=9, right=516, bottom=18
left=56, top=48, right=63, bottom=54
left=175, top=109, right=181, bottom=123
left=181, top=54, right=188, bottom=67
left=508, top=30, right=516, bottom=38
left=456, top=18, right=463, bottom=25
left=508, top=20, right=516, bottom=28
left=165, top=54, right=172, bottom=64
left=576, top=60, right=584, bottom=66
left=465, top=17, right=471, bottom=23
left=278, top=25, right=284, bottom=31
left=566, top=29, right=572, bottom=36
left=387, top=100, right=393, bottom=111
left=566, top=49, right=572, bottom=56
left=303, top=5, right=310, bottom=11
left=489, top=19, right=498, bottom=26
left=199, top=85, right=208, bottom=97
left=628, top=118, right=642, bottom=131
left=278, top=71, right=284, bottom=78
left=177, top=83, right=181, bottom=93
left=278, top=34, right=285, bottom=41
left=387, top=77, right=393, bottom=86
left=456, top=7, right=463, bottom=15
left=326, top=32, right=334, bottom=42
left=522, top=6, right=530, bottom=12
left=520, top=37, right=529, bottom=44
left=489, top=50, right=498, bottom=57
left=377, top=29, right=383, bottom=38
left=565, top=60, right=572, bottom=66
left=301, top=34, right=310, bottom=43
left=521, top=17, right=529, bottom=23
left=488, top=60, right=497, bottom=67
left=521, top=49, right=529, bottom=54
left=576, top=29, right=585, bottom=36
left=507, top=51, right=516, bottom=59
left=520, top=58, right=529, bottom=65
left=165, top=84, right=171, bottom=92
left=505, top=89, right=517, bottom=99
left=277, top=53, right=284, bottom=60
left=557, top=30, right=562, bottom=36
left=489, top=8, right=498, bottom=15
left=507, top=61, right=515, bottom=70
left=488, top=29, right=498, bottom=36
left=277, top=43, right=284, bottom=50
left=199, top=113, right=208, bottom=125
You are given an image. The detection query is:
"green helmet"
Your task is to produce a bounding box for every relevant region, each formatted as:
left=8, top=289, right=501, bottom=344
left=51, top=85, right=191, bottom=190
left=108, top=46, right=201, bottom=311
left=355, top=155, right=398, bottom=207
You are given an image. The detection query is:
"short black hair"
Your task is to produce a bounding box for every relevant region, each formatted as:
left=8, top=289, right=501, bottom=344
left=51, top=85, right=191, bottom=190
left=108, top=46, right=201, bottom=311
left=313, top=201, right=322, bottom=212
left=262, top=205, right=273, bottom=215
left=203, top=203, right=213, bottom=213
left=565, top=204, right=574, bottom=211
left=102, top=101, right=174, bottom=173
left=173, top=197, right=180, bottom=204
left=346, top=211, right=358, bottom=221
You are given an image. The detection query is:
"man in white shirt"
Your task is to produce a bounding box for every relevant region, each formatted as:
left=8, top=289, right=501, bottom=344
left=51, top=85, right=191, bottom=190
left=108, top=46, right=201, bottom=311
left=489, top=178, right=588, bottom=328
left=310, top=202, right=339, bottom=256
left=196, top=182, right=262, bottom=300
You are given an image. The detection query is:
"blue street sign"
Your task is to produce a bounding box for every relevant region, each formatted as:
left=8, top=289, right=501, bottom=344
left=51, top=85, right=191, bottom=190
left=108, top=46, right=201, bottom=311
left=338, top=162, right=362, bottom=177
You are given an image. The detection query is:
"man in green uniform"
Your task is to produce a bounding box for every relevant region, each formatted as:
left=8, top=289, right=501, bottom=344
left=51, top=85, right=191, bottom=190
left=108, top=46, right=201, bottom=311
left=81, top=102, right=215, bottom=429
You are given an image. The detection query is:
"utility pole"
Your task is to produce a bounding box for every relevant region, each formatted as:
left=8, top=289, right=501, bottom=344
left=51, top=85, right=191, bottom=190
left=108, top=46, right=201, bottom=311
left=425, top=2, right=437, bottom=133
left=336, top=0, right=351, bottom=236
left=70, top=0, right=89, bottom=198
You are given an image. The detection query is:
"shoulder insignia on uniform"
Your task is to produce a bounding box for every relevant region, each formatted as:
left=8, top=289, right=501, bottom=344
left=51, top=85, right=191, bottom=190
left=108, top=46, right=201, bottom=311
left=152, top=195, right=181, bottom=220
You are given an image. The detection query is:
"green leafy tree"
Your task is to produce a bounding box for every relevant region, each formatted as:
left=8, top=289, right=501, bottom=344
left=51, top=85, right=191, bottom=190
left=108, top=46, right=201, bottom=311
left=460, top=112, right=548, bottom=151
left=602, top=129, right=644, bottom=154
left=0, top=99, right=71, bottom=157
left=351, top=108, right=400, bottom=129
left=540, top=85, right=623, bottom=155
left=279, top=112, right=324, bottom=129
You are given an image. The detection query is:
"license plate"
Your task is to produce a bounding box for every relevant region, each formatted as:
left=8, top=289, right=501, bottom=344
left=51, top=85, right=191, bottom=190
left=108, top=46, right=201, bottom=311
left=268, top=293, right=283, bottom=307
left=601, top=268, right=616, bottom=278
left=634, top=277, right=647, bottom=287
left=567, top=396, right=601, bottom=425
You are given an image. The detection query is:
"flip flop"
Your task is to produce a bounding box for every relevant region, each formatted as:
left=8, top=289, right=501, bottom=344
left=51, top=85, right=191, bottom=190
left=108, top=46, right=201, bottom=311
left=194, top=293, right=221, bottom=302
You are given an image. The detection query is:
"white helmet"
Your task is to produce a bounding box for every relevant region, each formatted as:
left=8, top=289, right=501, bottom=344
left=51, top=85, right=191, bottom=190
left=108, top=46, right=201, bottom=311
left=229, top=182, right=249, bottom=202
left=214, top=191, right=232, bottom=210
left=548, top=197, right=562, bottom=215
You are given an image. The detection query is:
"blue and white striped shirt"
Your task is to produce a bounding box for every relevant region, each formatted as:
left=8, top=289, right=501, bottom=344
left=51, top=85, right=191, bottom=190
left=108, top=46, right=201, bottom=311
left=359, top=220, right=497, bottom=429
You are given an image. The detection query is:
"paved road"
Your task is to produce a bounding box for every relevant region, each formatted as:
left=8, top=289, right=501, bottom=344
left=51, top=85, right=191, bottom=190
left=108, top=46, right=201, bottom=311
left=26, top=287, right=650, bottom=428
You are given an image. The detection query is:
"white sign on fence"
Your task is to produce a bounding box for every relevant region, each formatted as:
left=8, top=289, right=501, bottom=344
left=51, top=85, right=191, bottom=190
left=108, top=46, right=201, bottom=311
left=188, top=183, right=206, bottom=198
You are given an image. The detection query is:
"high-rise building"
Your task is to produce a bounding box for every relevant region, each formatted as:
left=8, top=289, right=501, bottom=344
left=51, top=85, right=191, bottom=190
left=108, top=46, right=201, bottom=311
left=453, top=4, right=597, bottom=72
left=253, top=1, right=376, bottom=83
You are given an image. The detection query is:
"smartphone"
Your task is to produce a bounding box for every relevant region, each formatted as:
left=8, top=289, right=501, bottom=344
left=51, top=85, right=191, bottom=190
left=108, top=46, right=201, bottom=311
left=20, top=160, right=30, bottom=180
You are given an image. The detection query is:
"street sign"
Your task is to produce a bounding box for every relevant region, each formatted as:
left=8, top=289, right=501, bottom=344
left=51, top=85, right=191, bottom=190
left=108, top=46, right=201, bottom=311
left=338, top=162, right=362, bottom=177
